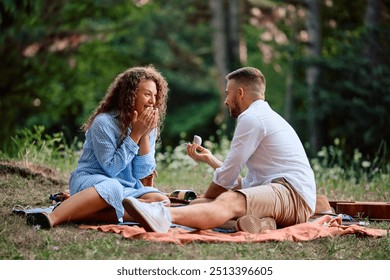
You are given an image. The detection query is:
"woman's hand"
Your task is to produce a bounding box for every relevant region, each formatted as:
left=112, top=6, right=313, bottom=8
left=130, top=107, right=158, bottom=143
left=147, top=108, right=159, bottom=134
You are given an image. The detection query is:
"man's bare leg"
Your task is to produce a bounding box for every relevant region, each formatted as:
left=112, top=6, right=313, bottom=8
left=138, top=192, right=170, bottom=205
left=169, top=191, right=247, bottom=229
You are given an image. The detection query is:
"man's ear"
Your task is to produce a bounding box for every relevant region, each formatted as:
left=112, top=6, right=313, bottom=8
left=237, top=87, right=245, bottom=99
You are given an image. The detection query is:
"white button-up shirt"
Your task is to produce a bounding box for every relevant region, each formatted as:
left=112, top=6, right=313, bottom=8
left=213, top=100, right=316, bottom=211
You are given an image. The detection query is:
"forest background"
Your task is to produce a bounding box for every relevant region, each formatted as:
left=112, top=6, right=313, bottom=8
left=1, top=0, right=389, bottom=164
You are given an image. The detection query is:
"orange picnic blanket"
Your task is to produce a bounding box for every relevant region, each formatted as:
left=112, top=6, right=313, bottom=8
left=79, top=215, right=387, bottom=245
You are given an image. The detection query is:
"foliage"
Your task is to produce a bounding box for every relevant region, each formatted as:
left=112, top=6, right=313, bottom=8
left=315, top=26, right=390, bottom=158
left=0, top=0, right=220, bottom=152
left=311, top=138, right=389, bottom=202
left=156, top=126, right=230, bottom=173
left=1, top=0, right=390, bottom=161
left=250, top=1, right=390, bottom=159
left=5, top=125, right=81, bottom=173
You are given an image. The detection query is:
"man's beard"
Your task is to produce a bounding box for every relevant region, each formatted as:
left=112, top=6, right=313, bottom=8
left=229, top=98, right=240, bottom=119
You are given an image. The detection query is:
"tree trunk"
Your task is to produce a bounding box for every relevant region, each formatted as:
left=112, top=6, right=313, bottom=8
left=363, top=0, right=381, bottom=69
left=284, top=6, right=298, bottom=123
left=210, top=0, right=228, bottom=118
left=304, top=0, right=321, bottom=155
left=227, top=0, right=241, bottom=71
left=209, top=0, right=241, bottom=135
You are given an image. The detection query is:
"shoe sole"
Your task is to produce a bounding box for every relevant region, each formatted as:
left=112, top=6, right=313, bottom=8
left=26, top=212, right=52, bottom=229
left=122, top=198, right=167, bottom=233
left=237, top=215, right=276, bottom=234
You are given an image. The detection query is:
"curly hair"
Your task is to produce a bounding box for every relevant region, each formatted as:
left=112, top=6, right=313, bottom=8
left=82, top=65, right=168, bottom=140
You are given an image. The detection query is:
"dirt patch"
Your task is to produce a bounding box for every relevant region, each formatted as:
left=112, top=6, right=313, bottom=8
left=0, top=160, right=68, bottom=186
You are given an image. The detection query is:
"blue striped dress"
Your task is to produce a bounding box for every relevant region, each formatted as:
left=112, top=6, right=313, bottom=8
left=69, top=111, right=162, bottom=222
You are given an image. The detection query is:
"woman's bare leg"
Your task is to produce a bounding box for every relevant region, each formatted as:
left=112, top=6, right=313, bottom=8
left=77, top=207, right=118, bottom=223
left=47, top=187, right=110, bottom=227
left=46, top=190, right=170, bottom=226
left=84, top=192, right=170, bottom=223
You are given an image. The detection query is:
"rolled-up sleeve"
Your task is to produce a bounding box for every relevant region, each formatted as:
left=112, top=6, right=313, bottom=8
left=213, top=114, right=264, bottom=189
left=132, top=129, right=157, bottom=179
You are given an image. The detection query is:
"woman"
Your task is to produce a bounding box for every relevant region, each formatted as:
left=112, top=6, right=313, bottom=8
left=27, top=65, right=170, bottom=229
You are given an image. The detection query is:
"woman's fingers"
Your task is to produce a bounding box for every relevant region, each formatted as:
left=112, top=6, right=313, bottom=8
left=135, top=108, right=153, bottom=127
left=132, top=110, right=138, bottom=123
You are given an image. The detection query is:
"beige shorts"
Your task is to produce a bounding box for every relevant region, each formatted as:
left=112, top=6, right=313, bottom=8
left=237, top=177, right=312, bottom=227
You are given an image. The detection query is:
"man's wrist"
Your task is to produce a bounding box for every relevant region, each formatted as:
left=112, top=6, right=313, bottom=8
left=207, top=155, right=222, bottom=170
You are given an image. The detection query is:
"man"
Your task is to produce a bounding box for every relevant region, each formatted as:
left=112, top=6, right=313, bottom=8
left=122, top=66, right=316, bottom=233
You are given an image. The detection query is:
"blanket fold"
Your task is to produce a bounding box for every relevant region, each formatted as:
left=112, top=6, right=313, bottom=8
left=79, top=215, right=387, bottom=245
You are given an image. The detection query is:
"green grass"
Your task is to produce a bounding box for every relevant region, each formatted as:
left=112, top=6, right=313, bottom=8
left=0, top=128, right=389, bottom=260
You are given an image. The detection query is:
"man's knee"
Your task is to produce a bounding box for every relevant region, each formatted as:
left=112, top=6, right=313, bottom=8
left=189, top=197, right=214, bottom=205
left=216, top=191, right=246, bottom=217
left=139, top=192, right=170, bottom=205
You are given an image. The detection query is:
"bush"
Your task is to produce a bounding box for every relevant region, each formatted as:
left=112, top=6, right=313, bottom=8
left=3, top=125, right=81, bottom=173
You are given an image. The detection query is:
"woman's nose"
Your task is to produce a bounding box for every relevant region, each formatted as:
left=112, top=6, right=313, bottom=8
left=149, top=95, right=156, bottom=104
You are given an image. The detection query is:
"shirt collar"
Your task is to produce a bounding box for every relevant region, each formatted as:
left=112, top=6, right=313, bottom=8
left=109, top=110, right=120, bottom=118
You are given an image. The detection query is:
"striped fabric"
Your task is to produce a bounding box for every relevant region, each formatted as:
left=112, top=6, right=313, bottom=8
left=69, top=111, right=162, bottom=221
